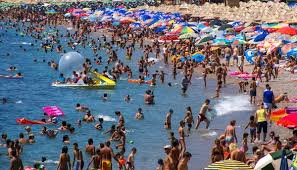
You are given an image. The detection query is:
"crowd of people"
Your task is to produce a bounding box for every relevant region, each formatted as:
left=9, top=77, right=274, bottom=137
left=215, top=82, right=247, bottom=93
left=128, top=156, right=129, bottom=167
left=1, top=1, right=297, bottom=170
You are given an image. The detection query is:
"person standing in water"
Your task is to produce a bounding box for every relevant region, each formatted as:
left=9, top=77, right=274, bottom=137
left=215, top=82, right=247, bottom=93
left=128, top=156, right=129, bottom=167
left=9, top=150, right=23, bottom=170
left=126, top=147, right=137, bottom=170
left=195, top=99, right=212, bottom=129
left=101, top=142, right=118, bottom=170
left=57, top=146, right=71, bottom=170
left=184, top=107, right=194, bottom=135
left=86, top=148, right=101, bottom=170
left=72, top=143, right=84, bottom=170
left=177, top=152, right=192, bottom=170
left=178, top=121, right=187, bottom=153
left=181, top=75, right=190, bottom=94
left=164, top=109, right=173, bottom=129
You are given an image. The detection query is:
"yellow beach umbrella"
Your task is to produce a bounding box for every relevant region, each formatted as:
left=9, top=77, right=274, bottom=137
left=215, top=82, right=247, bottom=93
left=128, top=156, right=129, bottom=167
left=204, top=160, right=253, bottom=170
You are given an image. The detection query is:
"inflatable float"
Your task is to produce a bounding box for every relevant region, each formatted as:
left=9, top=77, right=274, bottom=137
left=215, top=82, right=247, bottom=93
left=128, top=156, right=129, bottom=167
left=16, top=118, right=47, bottom=125
left=0, top=75, right=23, bottom=79
left=128, top=79, right=152, bottom=84
left=43, top=106, right=64, bottom=117
left=52, top=72, right=116, bottom=89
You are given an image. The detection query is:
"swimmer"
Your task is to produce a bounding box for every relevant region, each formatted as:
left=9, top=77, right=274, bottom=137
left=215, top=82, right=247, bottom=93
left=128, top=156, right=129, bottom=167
left=14, top=72, right=23, bottom=78
left=135, top=108, right=144, bottom=120
left=7, top=66, right=17, bottom=71
left=62, top=135, right=70, bottom=144
left=75, top=103, right=89, bottom=112
left=95, top=118, right=104, bottom=130
left=1, top=98, right=7, bottom=104
left=124, top=95, right=131, bottom=102
left=195, top=99, right=212, bottom=129
left=101, top=93, right=108, bottom=101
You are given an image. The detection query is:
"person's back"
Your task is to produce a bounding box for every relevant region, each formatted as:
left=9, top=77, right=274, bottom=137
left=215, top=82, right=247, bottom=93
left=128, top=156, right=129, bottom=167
left=101, top=146, right=112, bottom=169
left=59, top=153, right=69, bottom=169
left=230, top=149, right=246, bottom=163
left=170, top=146, right=180, bottom=168
left=10, top=151, right=23, bottom=170
left=263, top=89, right=273, bottom=103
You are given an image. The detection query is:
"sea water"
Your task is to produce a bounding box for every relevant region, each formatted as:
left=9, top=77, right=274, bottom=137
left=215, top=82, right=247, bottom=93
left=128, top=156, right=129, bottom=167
left=0, top=25, right=255, bottom=169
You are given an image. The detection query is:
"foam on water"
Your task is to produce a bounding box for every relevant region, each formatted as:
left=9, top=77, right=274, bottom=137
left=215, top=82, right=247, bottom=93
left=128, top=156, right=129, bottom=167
left=213, top=95, right=253, bottom=116
left=11, top=42, right=32, bottom=45
left=16, top=100, right=22, bottom=104
left=97, top=115, right=116, bottom=122
left=148, top=57, right=159, bottom=62
left=33, top=160, right=59, bottom=164
left=200, top=131, right=218, bottom=137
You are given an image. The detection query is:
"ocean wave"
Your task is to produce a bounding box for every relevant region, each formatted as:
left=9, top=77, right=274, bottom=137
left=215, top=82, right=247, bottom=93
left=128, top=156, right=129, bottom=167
left=213, top=95, right=253, bottom=116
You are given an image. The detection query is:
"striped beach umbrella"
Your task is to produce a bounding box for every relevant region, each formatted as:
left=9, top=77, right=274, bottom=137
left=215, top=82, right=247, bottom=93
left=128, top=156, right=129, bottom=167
left=204, top=160, right=253, bottom=170
left=255, top=150, right=294, bottom=170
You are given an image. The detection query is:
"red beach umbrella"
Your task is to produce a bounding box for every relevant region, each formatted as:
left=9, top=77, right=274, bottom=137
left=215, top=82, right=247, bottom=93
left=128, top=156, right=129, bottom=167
left=277, top=113, right=297, bottom=128
left=276, top=27, right=297, bottom=36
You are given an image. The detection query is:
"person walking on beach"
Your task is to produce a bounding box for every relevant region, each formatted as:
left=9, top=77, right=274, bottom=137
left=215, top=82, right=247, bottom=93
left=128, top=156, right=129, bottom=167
left=10, top=150, right=23, bottom=170
left=263, top=84, right=274, bottom=121
left=195, top=99, right=212, bottom=129
left=73, top=143, right=84, bottom=170
left=255, top=103, right=268, bottom=142
left=250, top=77, right=257, bottom=104
left=164, top=109, right=173, bottom=129
left=224, top=120, right=238, bottom=146
left=57, top=146, right=71, bottom=170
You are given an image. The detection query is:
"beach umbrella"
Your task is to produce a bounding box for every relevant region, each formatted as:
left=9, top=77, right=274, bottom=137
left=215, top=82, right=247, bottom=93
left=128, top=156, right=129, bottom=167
left=179, top=33, right=199, bottom=39
left=191, top=53, right=205, bottom=63
left=281, top=43, right=297, bottom=55
left=277, top=27, right=297, bottom=36
left=204, top=160, right=253, bottom=170
left=180, top=27, right=195, bottom=34
left=254, top=31, right=269, bottom=42
left=218, top=24, right=233, bottom=31
left=112, top=21, right=121, bottom=26
left=280, top=150, right=289, bottom=170
left=233, top=39, right=247, bottom=45
left=244, top=49, right=257, bottom=64
left=277, top=112, right=297, bottom=128
left=196, top=36, right=214, bottom=45
left=255, top=150, right=293, bottom=170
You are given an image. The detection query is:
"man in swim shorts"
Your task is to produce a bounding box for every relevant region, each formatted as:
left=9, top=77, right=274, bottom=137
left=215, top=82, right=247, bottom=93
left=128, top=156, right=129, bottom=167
left=72, top=143, right=84, bottom=170
left=101, top=142, right=118, bottom=170
left=195, top=99, right=212, bottom=129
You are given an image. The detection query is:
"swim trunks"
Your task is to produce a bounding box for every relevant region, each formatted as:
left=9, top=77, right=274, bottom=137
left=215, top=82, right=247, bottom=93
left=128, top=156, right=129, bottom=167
left=199, top=113, right=207, bottom=121
left=102, top=160, right=112, bottom=170
left=225, top=136, right=234, bottom=143
left=187, top=123, right=192, bottom=128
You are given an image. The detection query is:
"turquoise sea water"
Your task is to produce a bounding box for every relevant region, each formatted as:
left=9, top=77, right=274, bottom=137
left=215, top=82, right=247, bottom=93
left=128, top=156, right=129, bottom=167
left=0, top=23, right=254, bottom=169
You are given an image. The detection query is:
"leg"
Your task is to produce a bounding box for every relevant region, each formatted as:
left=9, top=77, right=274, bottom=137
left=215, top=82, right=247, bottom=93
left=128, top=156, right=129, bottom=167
left=195, top=116, right=201, bottom=129
left=205, top=119, right=210, bottom=129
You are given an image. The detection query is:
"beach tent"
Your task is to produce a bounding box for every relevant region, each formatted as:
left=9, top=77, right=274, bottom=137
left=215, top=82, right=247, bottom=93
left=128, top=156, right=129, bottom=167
left=191, top=53, right=205, bottom=63
left=255, top=150, right=293, bottom=170
left=281, top=43, right=297, bottom=55
left=204, top=160, right=253, bottom=170
left=286, top=47, right=297, bottom=59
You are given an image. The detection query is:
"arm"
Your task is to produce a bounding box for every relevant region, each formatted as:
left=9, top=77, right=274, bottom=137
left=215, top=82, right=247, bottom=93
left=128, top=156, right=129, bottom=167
left=244, top=122, right=250, bottom=130
left=79, top=151, right=83, bottom=170
left=72, top=153, right=76, bottom=168
left=233, top=128, right=238, bottom=143
left=57, top=155, right=61, bottom=170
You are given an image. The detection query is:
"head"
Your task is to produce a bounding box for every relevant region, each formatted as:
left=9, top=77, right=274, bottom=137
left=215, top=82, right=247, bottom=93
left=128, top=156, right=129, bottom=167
left=115, top=111, right=121, bottom=116
left=180, top=120, right=185, bottom=127
left=99, top=118, right=104, bottom=123
left=269, top=131, right=275, bottom=138
left=105, top=141, right=111, bottom=147
left=230, top=120, right=236, bottom=126
left=243, top=132, right=249, bottom=139
left=250, top=115, right=255, bottom=121
left=265, top=84, right=270, bottom=89
left=19, top=133, right=24, bottom=138
left=1, top=133, right=7, bottom=139
left=229, top=143, right=237, bottom=152
left=170, top=132, right=174, bottom=137
left=157, top=159, right=164, bottom=166
left=62, top=135, right=69, bottom=142
left=138, top=108, right=142, bottom=112
left=214, top=139, right=220, bottom=145
left=205, top=99, right=210, bottom=104
left=76, top=103, right=80, bottom=107
left=131, top=147, right=137, bottom=154
left=88, top=138, right=93, bottom=145
left=62, top=146, right=68, bottom=153
left=73, top=143, right=78, bottom=150
left=183, top=152, right=192, bottom=160
left=164, top=145, right=172, bottom=154
left=169, top=109, right=173, bottom=114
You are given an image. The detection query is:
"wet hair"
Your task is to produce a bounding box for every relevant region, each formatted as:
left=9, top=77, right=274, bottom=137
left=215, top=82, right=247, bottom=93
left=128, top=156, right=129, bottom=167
left=172, top=139, right=179, bottom=147
left=131, top=147, right=137, bottom=152
left=62, top=121, right=67, bottom=126
left=62, top=135, right=69, bottom=142
left=76, top=103, right=80, bottom=107
left=157, top=159, right=164, bottom=165
left=19, top=133, right=24, bottom=138
left=103, top=93, right=107, bottom=97
left=170, top=132, right=174, bottom=136
left=105, top=141, right=111, bottom=147
left=88, top=138, right=93, bottom=145
left=99, top=143, right=104, bottom=149
left=179, top=120, right=185, bottom=126
left=115, top=111, right=121, bottom=115
left=62, top=146, right=68, bottom=153
left=205, top=99, right=210, bottom=103
left=69, top=127, right=75, bottom=133
left=184, top=152, right=192, bottom=158
left=138, top=108, right=142, bottom=112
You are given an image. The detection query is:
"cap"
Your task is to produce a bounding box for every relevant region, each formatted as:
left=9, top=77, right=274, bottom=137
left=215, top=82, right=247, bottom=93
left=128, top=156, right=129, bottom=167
left=163, top=145, right=172, bottom=149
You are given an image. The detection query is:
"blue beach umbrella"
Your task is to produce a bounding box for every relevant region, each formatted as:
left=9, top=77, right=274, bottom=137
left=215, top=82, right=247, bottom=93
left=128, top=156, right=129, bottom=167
left=191, top=53, right=205, bottom=63
left=280, top=150, right=289, bottom=170
left=287, top=47, right=297, bottom=59
left=244, top=49, right=257, bottom=64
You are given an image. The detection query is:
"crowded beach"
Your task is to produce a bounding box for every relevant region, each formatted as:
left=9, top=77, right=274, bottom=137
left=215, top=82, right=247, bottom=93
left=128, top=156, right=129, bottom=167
left=1, top=0, right=297, bottom=170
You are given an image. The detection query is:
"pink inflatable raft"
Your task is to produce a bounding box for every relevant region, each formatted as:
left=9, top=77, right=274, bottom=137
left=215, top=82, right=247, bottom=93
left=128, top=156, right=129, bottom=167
left=228, top=71, right=249, bottom=76
left=42, top=106, right=64, bottom=117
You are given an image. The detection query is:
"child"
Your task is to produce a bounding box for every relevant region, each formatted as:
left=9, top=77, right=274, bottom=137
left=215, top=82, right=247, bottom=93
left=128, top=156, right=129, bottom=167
left=240, top=133, right=249, bottom=153
left=244, top=115, right=257, bottom=143
left=95, top=118, right=104, bottom=130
